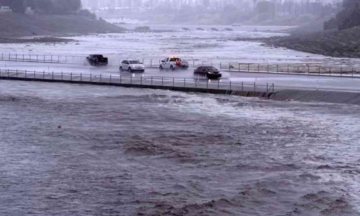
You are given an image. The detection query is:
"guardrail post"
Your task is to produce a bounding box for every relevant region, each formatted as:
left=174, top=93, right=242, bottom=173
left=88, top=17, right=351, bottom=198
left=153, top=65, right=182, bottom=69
left=81, top=73, right=83, bottom=82
left=16, top=70, right=18, bottom=77
left=267, top=64, right=269, bottom=73
left=162, top=77, right=163, bottom=86
left=43, top=71, right=45, bottom=79
left=25, top=70, right=26, bottom=78
left=266, top=83, right=268, bottom=93
left=253, top=82, right=256, bottom=93
left=258, top=64, right=260, bottom=73
left=51, top=55, right=52, bottom=62
left=23, top=54, right=24, bottom=62
left=16, top=54, right=17, bottom=61
left=150, top=59, right=152, bottom=67
left=90, top=74, right=92, bottom=82
left=218, top=80, right=220, bottom=89
left=248, top=64, right=250, bottom=72
left=239, top=63, right=241, bottom=72
left=173, top=78, right=174, bottom=87
left=8, top=69, right=10, bottom=77
left=229, top=62, right=231, bottom=71
left=287, top=65, right=289, bottom=73
left=242, top=82, right=243, bottom=91
left=61, top=72, right=63, bottom=80
left=130, top=75, right=132, bottom=84
left=276, top=64, right=278, bottom=73
left=230, top=81, right=232, bottom=90
left=100, top=74, right=102, bottom=82
left=340, top=67, right=342, bottom=76
left=120, top=75, right=122, bottom=84
left=33, top=70, right=35, bottom=78
left=352, top=68, right=354, bottom=78
left=140, top=75, right=142, bottom=85
left=71, top=73, right=72, bottom=81
left=151, top=76, right=153, bottom=85
left=184, top=78, right=186, bottom=87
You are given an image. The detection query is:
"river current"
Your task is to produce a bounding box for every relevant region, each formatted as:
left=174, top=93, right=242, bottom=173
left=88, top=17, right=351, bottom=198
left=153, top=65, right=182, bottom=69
left=0, top=81, right=359, bottom=215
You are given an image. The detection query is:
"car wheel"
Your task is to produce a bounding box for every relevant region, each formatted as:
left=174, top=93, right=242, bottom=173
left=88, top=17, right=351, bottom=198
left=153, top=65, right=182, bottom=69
left=159, top=65, right=163, bottom=70
left=119, top=66, right=123, bottom=72
left=170, top=65, right=175, bottom=71
left=128, top=67, right=132, bottom=72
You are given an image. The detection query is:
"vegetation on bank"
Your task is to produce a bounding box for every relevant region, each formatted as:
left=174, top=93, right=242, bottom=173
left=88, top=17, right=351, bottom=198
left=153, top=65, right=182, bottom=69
left=0, top=13, right=124, bottom=38
left=267, top=27, right=360, bottom=58
left=0, top=37, right=75, bottom=44
left=0, top=0, right=81, bottom=14
left=255, top=0, right=360, bottom=59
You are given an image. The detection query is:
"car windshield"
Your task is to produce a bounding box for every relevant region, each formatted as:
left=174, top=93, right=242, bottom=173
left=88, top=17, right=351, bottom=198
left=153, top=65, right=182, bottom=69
left=93, top=55, right=103, bottom=58
left=129, top=60, right=141, bottom=64
left=170, top=58, right=180, bottom=61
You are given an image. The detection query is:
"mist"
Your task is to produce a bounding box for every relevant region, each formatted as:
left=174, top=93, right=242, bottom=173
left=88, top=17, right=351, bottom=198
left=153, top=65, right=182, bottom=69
left=82, top=0, right=343, bottom=25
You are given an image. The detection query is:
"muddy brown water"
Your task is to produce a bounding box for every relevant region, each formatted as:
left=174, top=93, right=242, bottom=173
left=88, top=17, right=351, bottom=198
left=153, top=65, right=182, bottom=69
left=0, top=81, right=359, bottom=216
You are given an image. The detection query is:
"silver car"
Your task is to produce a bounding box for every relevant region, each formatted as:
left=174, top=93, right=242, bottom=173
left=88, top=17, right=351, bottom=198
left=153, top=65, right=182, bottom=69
left=120, top=60, right=145, bottom=72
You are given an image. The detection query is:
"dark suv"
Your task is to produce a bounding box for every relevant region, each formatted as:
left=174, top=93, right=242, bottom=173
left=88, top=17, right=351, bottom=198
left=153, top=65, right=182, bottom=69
left=194, top=66, right=222, bottom=79
left=86, top=54, right=108, bottom=66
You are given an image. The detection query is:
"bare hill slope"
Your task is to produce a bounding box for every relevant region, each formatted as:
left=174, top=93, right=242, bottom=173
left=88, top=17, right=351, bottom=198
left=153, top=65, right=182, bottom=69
left=268, top=27, right=360, bottom=58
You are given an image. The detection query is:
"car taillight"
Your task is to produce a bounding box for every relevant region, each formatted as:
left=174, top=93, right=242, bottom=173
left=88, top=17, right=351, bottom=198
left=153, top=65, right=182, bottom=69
left=96, top=58, right=98, bottom=62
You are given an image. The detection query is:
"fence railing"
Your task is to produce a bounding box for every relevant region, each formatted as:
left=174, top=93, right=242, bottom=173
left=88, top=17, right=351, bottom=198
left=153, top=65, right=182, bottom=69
left=0, top=69, right=276, bottom=94
left=1, top=69, right=360, bottom=93
left=1, top=53, right=359, bottom=77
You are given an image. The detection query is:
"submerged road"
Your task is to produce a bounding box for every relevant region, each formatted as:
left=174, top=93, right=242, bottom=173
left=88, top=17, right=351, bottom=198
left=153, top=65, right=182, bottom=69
left=1, top=61, right=360, bottom=92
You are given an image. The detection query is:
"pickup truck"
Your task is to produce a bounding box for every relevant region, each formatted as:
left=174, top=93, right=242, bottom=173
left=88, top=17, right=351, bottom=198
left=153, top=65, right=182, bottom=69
left=86, top=54, right=108, bottom=66
left=159, top=56, right=189, bottom=70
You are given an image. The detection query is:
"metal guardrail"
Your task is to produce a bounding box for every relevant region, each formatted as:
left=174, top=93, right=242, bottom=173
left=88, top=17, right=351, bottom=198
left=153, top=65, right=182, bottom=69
left=0, top=69, right=276, bottom=94
left=1, top=53, right=359, bottom=78
left=1, top=69, right=360, bottom=93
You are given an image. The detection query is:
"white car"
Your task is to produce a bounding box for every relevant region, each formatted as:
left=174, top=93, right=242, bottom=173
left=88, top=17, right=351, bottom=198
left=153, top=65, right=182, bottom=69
left=159, top=56, right=189, bottom=70
left=120, top=60, right=145, bottom=72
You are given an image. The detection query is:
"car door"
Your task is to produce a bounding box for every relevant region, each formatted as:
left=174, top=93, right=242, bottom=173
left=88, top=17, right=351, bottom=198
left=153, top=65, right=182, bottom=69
left=164, top=58, right=170, bottom=68
left=123, top=60, right=129, bottom=70
left=194, top=67, right=201, bottom=75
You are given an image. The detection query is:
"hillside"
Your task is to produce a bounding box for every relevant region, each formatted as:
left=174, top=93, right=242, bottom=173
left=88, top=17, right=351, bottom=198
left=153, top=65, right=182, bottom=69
left=0, top=13, right=125, bottom=38
left=268, top=27, right=360, bottom=58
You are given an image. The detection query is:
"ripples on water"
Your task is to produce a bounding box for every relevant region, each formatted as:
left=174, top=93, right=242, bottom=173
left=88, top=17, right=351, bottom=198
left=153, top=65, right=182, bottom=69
left=0, top=81, right=359, bottom=216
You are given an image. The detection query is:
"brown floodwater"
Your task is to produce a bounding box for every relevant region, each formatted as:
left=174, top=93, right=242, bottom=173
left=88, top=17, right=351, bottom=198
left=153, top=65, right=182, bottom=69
left=0, top=80, right=359, bottom=216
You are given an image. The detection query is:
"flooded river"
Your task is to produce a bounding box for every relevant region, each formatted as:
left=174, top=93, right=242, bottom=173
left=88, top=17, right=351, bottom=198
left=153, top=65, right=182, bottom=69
left=0, top=80, right=359, bottom=215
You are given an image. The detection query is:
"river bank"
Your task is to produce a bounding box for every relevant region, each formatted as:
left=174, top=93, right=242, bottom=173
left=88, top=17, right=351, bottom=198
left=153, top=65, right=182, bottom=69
left=0, top=13, right=125, bottom=38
